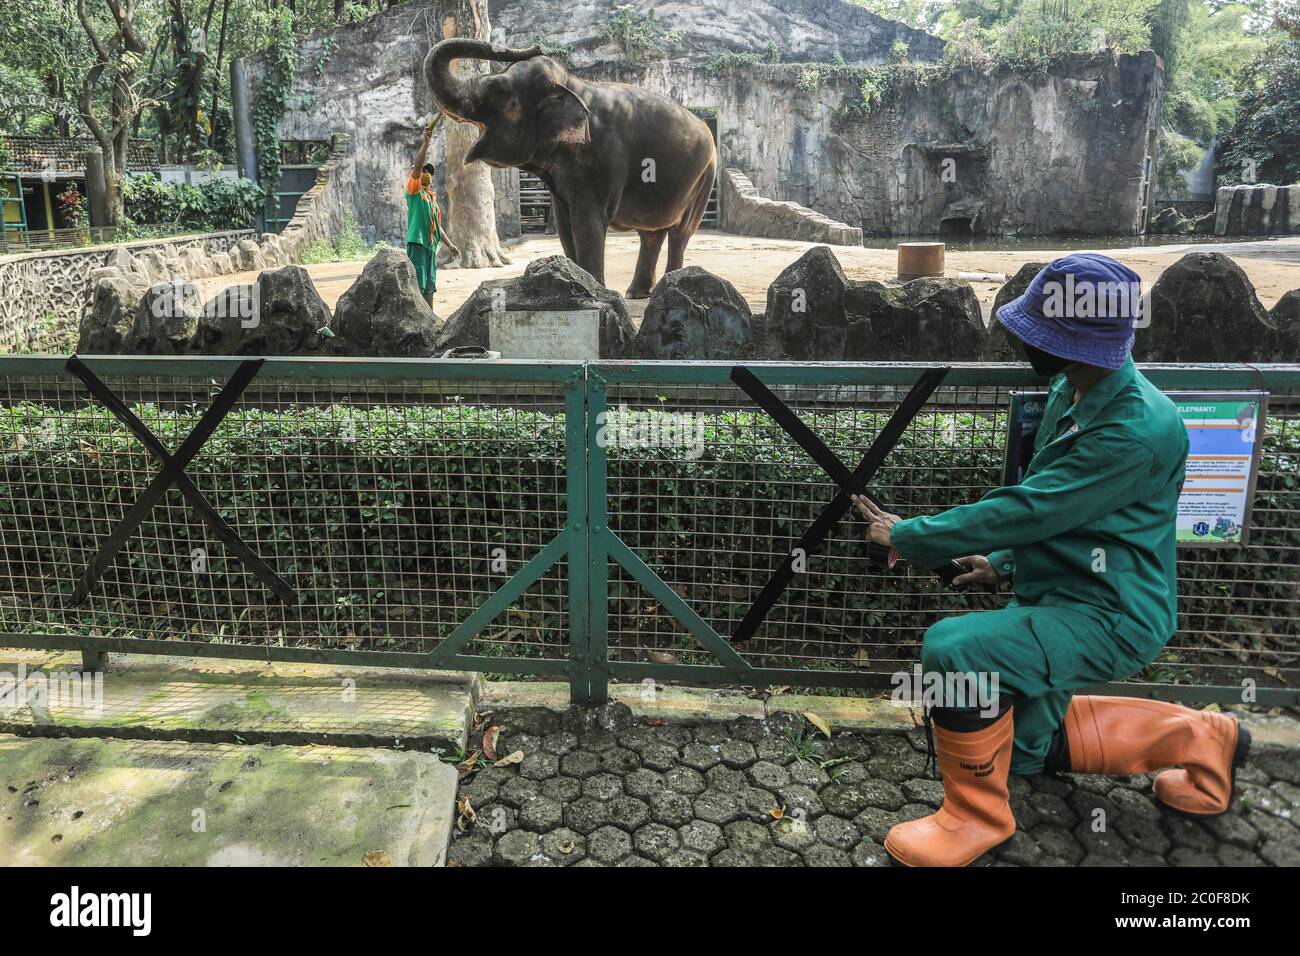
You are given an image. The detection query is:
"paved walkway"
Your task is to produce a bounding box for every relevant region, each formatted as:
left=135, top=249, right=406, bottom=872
left=448, top=703, right=1300, bottom=867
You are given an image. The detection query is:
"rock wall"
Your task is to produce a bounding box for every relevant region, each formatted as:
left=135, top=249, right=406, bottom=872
left=249, top=4, right=519, bottom=246
left=275, top=134, right=358, bottom=263
left=585, top=50, right=1162, bottom=237
left=720, top=168, right=862, bottom=245
left=0, top=230, right=254, bottom=352
left=1214, top=184, right=1300, bottom=236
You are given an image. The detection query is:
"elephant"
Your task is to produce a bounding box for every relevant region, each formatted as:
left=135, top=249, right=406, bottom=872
left=425, top=39, right=717, bottom=299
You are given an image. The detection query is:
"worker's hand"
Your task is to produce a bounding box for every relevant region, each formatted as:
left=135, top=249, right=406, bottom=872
left=952, top=555, right=999, bottom=587
left=851, top=494, right=900, bottom=548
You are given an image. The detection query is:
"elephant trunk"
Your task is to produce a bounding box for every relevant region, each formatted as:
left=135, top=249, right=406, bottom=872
left=424, top=39, right=542, bottom=123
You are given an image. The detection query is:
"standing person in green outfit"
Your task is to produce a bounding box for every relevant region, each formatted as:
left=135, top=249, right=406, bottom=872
left=853, top=254, right=1250, bottom=867
left=406, top=120, right=460, bottom=306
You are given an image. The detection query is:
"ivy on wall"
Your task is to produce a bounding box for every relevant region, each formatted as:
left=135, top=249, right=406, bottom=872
left=252, top=9, right=299, bottom=197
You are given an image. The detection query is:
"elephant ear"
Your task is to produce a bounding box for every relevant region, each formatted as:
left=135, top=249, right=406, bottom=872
left=537, top=85, right=590, bottom=148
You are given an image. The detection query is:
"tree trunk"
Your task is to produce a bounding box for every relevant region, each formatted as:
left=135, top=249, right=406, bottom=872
left=438, top=0, right=510, bottom=268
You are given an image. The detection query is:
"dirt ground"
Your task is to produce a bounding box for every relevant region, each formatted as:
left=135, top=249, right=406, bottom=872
left=216, top=230, right=1300, bottom=326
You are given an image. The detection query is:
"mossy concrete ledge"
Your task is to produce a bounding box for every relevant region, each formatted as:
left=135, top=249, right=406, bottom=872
left=0, top=651, right=477, bottom=753
left=0, top=735, right=456, bottom=866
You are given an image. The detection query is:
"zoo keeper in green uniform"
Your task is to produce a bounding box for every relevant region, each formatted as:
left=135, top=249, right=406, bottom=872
left=853, top=254, right=1251, bottom=868
left=406, top=119, right=460, bottom=305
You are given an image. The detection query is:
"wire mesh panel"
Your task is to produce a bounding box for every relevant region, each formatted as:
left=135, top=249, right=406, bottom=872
left=596, top=363, right=1300, bottom=703
left=0, top=357, right=582, bottom=672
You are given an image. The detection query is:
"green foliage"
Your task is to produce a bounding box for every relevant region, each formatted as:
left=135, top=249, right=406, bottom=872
left=600, top=4, right=683, bottom=59
left=253, top=8, right=298, bottom=197
left=299, top=212, right=385, bottom=264
left=705, top=52, right=765, bottom=76
left=123, top=175, right=262, bottom=232
left=534, top=34, right=574, bottom=66
left=1156, top=125, right=1205, bottom=198
left=1216, top=27, right=1300, bottom=186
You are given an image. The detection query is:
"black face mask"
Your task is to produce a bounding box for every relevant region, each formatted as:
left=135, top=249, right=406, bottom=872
left=1021, top=341, right=1073, bottom=378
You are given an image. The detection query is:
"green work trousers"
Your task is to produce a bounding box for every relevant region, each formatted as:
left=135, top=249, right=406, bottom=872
left=920, top=602, right=1166, bottom=774
left=406, top=241, right=436, bottom=297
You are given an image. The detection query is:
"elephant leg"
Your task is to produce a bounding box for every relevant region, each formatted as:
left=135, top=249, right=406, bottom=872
left=627, top=230, right=667, bottom=299
left=665, top=167, right=714, bottom=273
left=570, top=213, right=608, bottom=286
left=552, top=195, right=577, bottom=263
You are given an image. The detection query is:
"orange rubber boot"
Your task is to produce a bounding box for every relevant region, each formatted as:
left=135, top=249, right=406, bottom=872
left=884, top=708, right=1016, bottom=867
left=1063, top=696, right=1251, bottom=816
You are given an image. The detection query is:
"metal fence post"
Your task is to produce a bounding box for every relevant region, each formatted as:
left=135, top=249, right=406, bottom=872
left=565, top=368, right=591, bottom=705
left=585, top=369, right=610, bottom=705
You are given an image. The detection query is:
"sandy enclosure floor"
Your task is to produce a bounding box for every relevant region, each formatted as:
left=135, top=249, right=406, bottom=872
left=212, top=230, right=1300, bottom=328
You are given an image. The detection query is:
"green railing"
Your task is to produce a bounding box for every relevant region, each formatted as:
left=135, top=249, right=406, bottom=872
left=0, top=356, right=1296, bottom=708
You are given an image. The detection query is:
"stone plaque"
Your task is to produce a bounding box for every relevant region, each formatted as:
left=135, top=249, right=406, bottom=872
left=488, top=309, right=601, bottom=360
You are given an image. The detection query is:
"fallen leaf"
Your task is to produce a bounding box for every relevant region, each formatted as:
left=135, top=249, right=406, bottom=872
left=769, top=806, right=785, bottom=820
left=803, top=711, right=832, bottom=738
left=647, top=650, right=680, bottom=665
left=851, top=648, right=872, bottom=668
left=1263, top=667, right=1282, bottom=680
left=77, top=440, right=100, bottom=461
left=493, top=750, right=524, bottom=767
left=482, top=725, right=501, bottom=762
left=456, top=750, right=481, bottom=775
left=362, top=850, right=392, bottom=867
left=767, top=685, right=791, bottom=696
left=558, top=841, right=576, bottom=854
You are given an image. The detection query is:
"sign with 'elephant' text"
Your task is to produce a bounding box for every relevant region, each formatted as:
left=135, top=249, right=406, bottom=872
left=1004, top=391, right=1268, bottom=547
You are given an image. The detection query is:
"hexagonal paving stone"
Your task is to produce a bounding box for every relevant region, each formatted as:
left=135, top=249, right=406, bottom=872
left=493, top=829, right=543, bottom=867
left=728, top=717, right=768, bottom=743
left=852, top=840, right=893, bottom=867
left=446, top=834, right=493, bottom=868
left=826, top=762, right=871, bottom=786
left=694, top=722, right=731, bottom=745
left=718, top=740, right=759, bottom=768
left=618, top=726, right=655, bottom=751
left=542, top=776, right=582, bottom=803
left=1030, top=824, right=1085, bottom=864
left=519, top=752, right=561, bottom=781
left=497, top=776, right=542, bottom=809
left=901, top=778, right=945, bottom=808
left=712, top=848, right=758, bottom=866
left=1027, top=791, right=1077, bottom=829
left=680, top=742, right=723, bottom=771
left=599, top=747, right=641, bottom=774
left=655, top=725, right=694, bottom=748
left=540, top=828, right=587, bottom=865
left=541, top=731, right=580, bottom=756
left=822, top=780, right=906, bottom=816
left=662, top=849, right=710, bottom=867
left=624, top=767, right=665, bottom=800
left=665, top=765, right=707, bottom=796
left=787, top=759, right=829, bottom=788
left=724, top=820, right=773, bottom=853
left=634, top=822, right=682, bottom=862
left=748, top=761, right=792, bottom=791
left=1216, top=843, right=1266, bottom=867
left=814, top=814, right=861, bottom=851
left=852, top=803, right=933, bottom=844
left=771, top=816, right=817, bottom=852
left=560, top=750, right=604, bottom=779
left=754, top=845, right=803, bottom=867
left=650, top=791, right=696, bottom=828
left=705, top=766, right=750, bottom=794
left=588, top=825, right=634, bottom=864
left=564, top=796, right=614, bottom=835
left=640, top=743, right=681, bottom=772
left=616, top=855, right=659, bottom=867
left=582, top=772, right=624, bottom=801
left=679, top=820, right=726, bottom=856
left=694, top=788, right=745, bottom=825
left=1114, top=814, right=1172, bottom=855
left=804, top=844, right=852, bottom=867
left=867, top=750, right=928, bottom=783
left=609, top=796, right=652, bottom=831
left=518, top=795, right=564, bottom=832
left=473, top=803, right=517, bottom=835
left=579, top=730, right=619, bottom=752
left=775, top=784, right=825, bottom=819
left=755, top=739, right=795, bottom=765
left=737, top=786, right=782, bottom=823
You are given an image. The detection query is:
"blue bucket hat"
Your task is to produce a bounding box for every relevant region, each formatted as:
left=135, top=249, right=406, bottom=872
left=995, top=253, right=1141, bottom=370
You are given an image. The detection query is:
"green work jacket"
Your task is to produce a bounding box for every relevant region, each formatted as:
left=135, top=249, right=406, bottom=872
left=891, top=357, right=1189, bottom=655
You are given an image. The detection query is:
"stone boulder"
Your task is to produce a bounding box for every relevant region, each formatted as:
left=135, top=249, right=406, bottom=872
left=1268, top=290, right=1300, bottom=361
left=435, top=255, right=634, bottom=358
left=232, top=238, right=265, bottom=273
left=242, top=266, right=333, bottom=354
left=1149, top=206, right=1192, bottom=235
left=986, top=261, right=1048, bottom=360
left=124, top=281, right=203, bottom=355
left=631, top=267, right=755, bottom=359
left=211, top=251, right=234, bottom=276
left=332, top=247, right=442, bottom=356
left=192, top=285, right=260, bottom=354
left=1139, top=252, right=1277, bottom=361
left=765, top=246, right=986, bottom=360
left=77, top=276, right=144, bottom=353
left=847, top=278, right=986, bottom=360
left=764, top=246, right=856, bottom=360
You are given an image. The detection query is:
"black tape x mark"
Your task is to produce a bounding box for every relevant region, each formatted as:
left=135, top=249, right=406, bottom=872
left=65, top=356, right=297, bottom=607
left=729, top=365, right=961, bottom=644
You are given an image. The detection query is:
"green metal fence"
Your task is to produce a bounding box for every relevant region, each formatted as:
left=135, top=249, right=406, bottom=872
left=0, top=356, right=1296, bottom=708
